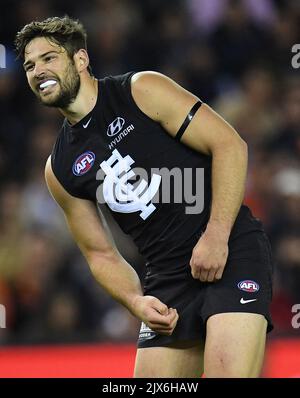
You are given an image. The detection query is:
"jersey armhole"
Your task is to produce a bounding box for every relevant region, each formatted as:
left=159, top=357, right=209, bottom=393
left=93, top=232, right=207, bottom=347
left=50, top=155, right=92, bottom=201
left=122, top=71, right=163, bottom=125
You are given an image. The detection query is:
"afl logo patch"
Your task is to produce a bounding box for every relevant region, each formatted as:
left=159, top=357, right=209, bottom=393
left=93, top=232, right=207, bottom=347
left=238, top=280, right=260, bottom=293
left=72, top=151, right=95, bottom=176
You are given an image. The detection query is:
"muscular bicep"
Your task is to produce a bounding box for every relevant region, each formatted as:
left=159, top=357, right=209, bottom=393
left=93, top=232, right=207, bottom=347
left=131, top=71, right=246, bottom=155
left=131, top=71, right=199, bottom=136
left=45, top=156, right=116, bottom=259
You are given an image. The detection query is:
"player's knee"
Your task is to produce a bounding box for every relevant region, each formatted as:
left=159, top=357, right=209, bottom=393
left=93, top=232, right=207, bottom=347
left=205, top=367, right=256, bottom=378
left=204, top=353, right=259, bottom=378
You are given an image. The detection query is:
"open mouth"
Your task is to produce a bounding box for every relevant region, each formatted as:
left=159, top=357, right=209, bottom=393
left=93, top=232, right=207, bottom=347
left=38, top=79, right=58, bottom=94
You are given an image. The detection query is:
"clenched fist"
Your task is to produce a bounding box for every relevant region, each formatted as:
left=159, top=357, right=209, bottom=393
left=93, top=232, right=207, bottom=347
left=132, top=295, right=179, bottom=336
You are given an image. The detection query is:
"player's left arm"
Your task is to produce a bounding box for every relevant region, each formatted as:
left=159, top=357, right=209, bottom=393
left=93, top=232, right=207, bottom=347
left=131, top=71, right=248, bottom=282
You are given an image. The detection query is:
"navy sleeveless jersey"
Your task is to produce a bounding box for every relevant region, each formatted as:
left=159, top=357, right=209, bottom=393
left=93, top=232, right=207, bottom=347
left=51, top=72, right=264, bottom=268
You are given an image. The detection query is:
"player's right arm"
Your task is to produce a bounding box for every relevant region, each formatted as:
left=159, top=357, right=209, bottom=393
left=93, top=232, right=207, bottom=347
left=44, top=156, right=178, bottom=335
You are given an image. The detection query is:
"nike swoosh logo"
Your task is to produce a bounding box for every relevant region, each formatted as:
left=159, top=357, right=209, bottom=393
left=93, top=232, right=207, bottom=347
left=83, top=117, right=92, bottom=128
left=240, top=298, right=257, bottom=304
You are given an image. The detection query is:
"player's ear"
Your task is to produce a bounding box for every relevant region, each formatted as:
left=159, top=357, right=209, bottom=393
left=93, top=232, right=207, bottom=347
left=74, top=49, right=89, bottom=73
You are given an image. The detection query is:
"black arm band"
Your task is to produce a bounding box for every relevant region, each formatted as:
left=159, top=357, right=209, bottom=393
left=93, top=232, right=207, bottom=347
left=175, top=101, right=202, bottom=141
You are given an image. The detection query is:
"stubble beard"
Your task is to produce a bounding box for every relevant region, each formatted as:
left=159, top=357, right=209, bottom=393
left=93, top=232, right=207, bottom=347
left=37, top=60, right=81, bottom=109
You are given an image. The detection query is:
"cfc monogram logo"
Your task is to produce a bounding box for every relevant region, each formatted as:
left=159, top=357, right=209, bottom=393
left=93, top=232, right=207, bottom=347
left=99, top=149, right=161, bottom=220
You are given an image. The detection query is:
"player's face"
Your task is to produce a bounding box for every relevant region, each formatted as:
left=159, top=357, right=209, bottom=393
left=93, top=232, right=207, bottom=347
left=23, top=37, right=80, bottom=108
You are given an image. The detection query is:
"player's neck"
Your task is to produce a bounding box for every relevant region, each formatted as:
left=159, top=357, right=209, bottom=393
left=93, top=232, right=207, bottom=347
left=59, top=75, right=98, bottom=125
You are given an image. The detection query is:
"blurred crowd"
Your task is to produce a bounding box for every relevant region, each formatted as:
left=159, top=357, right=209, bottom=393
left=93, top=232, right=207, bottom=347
left=0, top=0, right=299, bottom=345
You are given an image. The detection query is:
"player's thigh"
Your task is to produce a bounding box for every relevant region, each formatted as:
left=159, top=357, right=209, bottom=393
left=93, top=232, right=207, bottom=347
left=134, top=341, right=204, bottom=378
left=204, top=312, right=267, bottom=378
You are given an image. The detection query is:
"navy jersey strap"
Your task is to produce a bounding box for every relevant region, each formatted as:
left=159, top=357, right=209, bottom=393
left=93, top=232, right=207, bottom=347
left=175, top=101, right=202, bottom=141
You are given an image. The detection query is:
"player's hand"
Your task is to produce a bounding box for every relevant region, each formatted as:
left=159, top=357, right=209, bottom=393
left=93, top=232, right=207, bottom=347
left=132, top=295, right=179, bottom=335
left=189, top=225, right=229, bottom=282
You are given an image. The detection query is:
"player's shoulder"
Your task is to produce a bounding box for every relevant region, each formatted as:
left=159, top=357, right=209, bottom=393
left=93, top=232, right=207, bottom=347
left=100, top=70, right=172, bottom=95
left=130, top=71, right=185, bottom=108
left=44, top=155, right=60, bottom=195
left=130, top=71, right=181, bottom=122
left=44, top=155, right=72, bottom=208
left=131, top=70, right=174, bottom=92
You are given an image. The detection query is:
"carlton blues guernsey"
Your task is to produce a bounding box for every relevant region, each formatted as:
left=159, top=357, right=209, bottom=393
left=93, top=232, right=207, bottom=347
left=51, top=72, right=265, bottom=271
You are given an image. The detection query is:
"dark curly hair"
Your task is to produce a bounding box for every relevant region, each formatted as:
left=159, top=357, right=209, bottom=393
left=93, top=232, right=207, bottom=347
left=15, top=15, right=92, bottom=74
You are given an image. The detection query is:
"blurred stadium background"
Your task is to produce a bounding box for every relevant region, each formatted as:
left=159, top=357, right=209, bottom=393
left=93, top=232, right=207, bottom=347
left=0, top=0, right=299, bottom=377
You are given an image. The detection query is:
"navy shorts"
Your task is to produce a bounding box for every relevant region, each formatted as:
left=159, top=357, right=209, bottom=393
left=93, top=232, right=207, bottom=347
left=137, top=229, right=274, bottom=348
